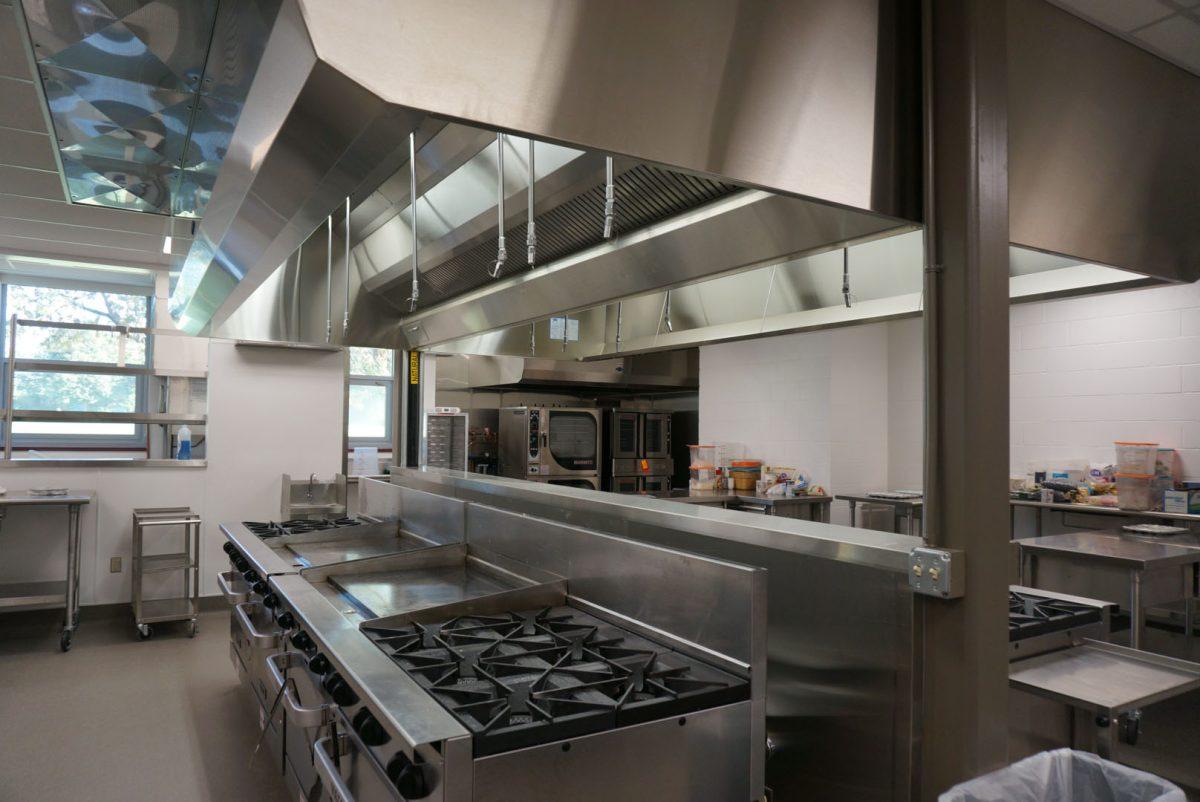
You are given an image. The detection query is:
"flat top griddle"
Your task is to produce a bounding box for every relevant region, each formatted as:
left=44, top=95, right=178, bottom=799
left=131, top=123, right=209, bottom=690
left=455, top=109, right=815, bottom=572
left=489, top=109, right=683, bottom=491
left=329, top=565, right=520, bottom=619
left=286, top=535, right=429, bottom=566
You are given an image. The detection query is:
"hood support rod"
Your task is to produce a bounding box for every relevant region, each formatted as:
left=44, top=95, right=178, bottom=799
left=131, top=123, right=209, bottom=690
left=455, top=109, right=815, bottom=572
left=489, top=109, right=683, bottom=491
left=409, top=132, right=420, bottom=312
left=489, top=133, right=508, bottom=278
left=526, top=138, right=536, bottom=267
left=603, top=155, right=615, bottom=239
left=343, top=196, right=351, bottom=334
left=325, top=214, right=333, bottom=342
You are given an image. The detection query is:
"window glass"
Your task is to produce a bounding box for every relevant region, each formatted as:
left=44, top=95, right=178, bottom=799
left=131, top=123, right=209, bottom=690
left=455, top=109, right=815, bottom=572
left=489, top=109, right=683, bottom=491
left=348, top=383, right=388, bottom=439
left=349, top=347, right=393, bottom=377
left=7, top=285, right=148, bottom=364
left=12, top=372, right=138, bottom=437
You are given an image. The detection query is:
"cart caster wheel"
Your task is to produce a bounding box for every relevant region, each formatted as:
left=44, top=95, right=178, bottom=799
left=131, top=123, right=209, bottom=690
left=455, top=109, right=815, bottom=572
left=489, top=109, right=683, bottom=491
left=187, top=621, right=198, bottom=638
left=1119, top=711, right=1141, bottom=746
left=60, top=631, right=72, bottom=652
left=137, top=625, right=153, bottom=641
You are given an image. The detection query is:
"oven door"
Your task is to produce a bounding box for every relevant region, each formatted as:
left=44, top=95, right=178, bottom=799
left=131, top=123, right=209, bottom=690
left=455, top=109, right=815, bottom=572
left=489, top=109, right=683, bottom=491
left=642, top=475, right=671, bottom=493
left=642, top=413, right=671, bottom=459
left=541, top=410, right=600, bottom=476
left=611, top=475, right=641, bottom=494
left=610, top=411, right=641, bottom=460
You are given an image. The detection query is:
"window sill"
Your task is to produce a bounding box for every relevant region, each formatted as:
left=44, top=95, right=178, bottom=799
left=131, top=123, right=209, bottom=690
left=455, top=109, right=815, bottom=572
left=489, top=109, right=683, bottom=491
left=0, top=458, right=207, bottom=469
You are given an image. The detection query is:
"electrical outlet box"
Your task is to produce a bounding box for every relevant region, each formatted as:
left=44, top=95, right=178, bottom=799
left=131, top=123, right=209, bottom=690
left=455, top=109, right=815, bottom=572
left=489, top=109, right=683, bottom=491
left=907, top=546, right=965, bottom=598
left=109, top=556, right=122, bottom=573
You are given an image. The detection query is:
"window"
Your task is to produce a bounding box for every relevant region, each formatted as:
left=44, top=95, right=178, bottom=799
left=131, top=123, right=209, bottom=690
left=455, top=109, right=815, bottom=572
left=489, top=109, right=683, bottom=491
left=1, top=283, right=152, bottom=447
left=347, top=347, right=394, bottom=448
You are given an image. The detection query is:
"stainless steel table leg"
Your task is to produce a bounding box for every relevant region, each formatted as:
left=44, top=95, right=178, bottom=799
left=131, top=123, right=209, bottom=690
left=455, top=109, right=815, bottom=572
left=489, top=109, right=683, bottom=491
left=848, top=500, right=856, bottom=527
left=1129, top=569, right=1143, bottom=650
left=1094, top=711, right=1114, bottom=760
left=1035, top=507, right=1043, bottom=538
left=907, top=508, right=916, bottom=537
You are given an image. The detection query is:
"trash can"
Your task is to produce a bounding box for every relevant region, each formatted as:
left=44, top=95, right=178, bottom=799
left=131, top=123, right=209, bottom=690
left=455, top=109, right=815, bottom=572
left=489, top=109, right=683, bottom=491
left=940, top=749, right=1186, bottom=802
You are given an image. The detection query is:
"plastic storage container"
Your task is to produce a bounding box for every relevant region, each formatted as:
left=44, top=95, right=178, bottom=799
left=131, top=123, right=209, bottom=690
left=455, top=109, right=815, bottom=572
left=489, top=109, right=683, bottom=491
left=729, top=460, right=762, bottom=492
left=1115, top=441, right=1158, bottom=475
left=689, top=445, right=717, bottom=491
left=1116, top=472, right=1155, bottom=511
left=940, top=748, right=1184, bottom=802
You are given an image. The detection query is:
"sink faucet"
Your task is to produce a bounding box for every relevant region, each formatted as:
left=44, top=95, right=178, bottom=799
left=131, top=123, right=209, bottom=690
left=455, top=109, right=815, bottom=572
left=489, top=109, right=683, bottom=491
left=306, top=473, right=316, bottom=502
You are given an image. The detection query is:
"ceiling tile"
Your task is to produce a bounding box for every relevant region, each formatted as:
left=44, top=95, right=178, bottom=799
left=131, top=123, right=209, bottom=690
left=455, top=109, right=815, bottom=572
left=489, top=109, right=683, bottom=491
left=0, top=234, right=176, bottom=270
left=0, top=193, right=194, bottom=237
left=0, top=163, right=65, bottom=200
left=1049, top=0, right=1174, bottom=32
left=1133, top=14, right=1200, bottom=74
left=0, top=127, right=57, bottom=170
left=0, top=7, right=29, bottom=80
left=0, top=76, right=45, bottom=132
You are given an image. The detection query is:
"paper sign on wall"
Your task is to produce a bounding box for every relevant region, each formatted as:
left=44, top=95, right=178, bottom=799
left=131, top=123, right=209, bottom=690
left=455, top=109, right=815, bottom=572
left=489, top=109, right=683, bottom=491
left=548, top=316, right=580, bottom=343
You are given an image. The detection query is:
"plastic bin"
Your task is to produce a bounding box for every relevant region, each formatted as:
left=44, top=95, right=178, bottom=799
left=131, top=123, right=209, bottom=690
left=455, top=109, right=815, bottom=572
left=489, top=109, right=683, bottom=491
left=689, top=445, right=717, bottom=490
left=940, top=749, right=1185, bottom=802
left=1117, top=472, right=1155, bottom=511
left=1115, top=442, right=1159, bottom=475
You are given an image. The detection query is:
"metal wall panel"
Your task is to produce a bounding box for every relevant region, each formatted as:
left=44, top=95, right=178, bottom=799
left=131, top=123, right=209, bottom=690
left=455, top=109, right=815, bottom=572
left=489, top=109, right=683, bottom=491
left=1008, top=0, right=1200, bottom=282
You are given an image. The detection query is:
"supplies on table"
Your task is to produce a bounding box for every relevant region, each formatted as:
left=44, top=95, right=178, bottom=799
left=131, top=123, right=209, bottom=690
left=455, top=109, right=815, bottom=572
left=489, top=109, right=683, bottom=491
left=688, top=445, right=717, bottom=491
left=1163, top=487, right=1200, bottom=515
left=729, top=460, right=762, bottom=492
left=1152, top=448, right=1180, bottom=509
left=1116, top=472, right=1154, bottom=511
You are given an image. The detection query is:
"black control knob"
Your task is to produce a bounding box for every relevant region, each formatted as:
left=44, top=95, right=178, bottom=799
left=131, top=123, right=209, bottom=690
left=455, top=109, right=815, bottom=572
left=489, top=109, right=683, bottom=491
left=353, top=708, right=391, bottom=746
left=275, top=611, right=295, bottom=629
left=322, top=672, right=359, bottom=707
left=386, top=752, right=430, bottom=799
left=232, top=556, right=248, bottom=572
left=222, top=543, right=236, bottom=556
left=262, top=593, right=279, bottom=609
left=251, top=581, right=268, bottom=595
left=290, top=630, right=314, bottom=652
left=308, top=653, right=330, bottom=675
left=242, top=570, right=260, bottom=584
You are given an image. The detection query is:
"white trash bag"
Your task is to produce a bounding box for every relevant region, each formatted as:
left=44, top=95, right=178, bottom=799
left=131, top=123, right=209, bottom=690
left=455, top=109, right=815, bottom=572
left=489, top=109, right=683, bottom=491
left=940, top=749, right=1186, bottom=802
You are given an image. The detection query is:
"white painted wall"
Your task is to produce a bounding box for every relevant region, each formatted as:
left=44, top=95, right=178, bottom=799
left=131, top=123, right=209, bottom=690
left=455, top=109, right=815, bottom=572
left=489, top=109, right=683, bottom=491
left=887, top=317, right=925, bottom=490
left=0, top=340, right=346, bottom=607
left=1009, top=281, right=1200, bottom=481
left=698, top=322, right=892, bottom=525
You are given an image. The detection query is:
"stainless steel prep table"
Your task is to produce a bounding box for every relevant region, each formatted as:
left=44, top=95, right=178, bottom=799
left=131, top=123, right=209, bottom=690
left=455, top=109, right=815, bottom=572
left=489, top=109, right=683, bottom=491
left=0, top=490, right=93, bottom=651
left=645, top=489, right=832, bottom=521
left=1010, top=498, right=1200, bottom=538
left=1016, top=532, right=1200, bottom=650
left=837, top=493, right=923, bottom=535
left=1009, top=639, right=1200, bottom=758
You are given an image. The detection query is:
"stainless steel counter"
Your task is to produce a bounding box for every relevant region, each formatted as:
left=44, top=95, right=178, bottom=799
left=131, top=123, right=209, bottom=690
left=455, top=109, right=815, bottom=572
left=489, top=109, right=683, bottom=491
left=837, top=493, right=924, bottom=535
left=645, top=490, right=833, bottom=522
left=1011, top=498, right=1200, bottom=539
left=1010, top=639, right=1200, bottom=758
left=1016, top=532, right=1200, bottom=650
left=0, top=490, right=93, bottom=651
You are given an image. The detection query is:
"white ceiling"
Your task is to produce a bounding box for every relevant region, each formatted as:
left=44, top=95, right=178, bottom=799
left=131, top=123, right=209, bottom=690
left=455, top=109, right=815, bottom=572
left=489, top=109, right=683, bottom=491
left=1047, top=0, right=1200, bottom=76
left=0, top=2, right=189, bottom=273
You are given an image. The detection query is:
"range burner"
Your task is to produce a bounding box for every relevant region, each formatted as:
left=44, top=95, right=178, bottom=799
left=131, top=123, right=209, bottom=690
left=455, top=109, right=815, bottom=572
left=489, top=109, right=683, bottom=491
left=1009, top=590, right=1102, bottom=641
left=242, top=517, right=364, bottom=538
left=363, top=606, right=749, bottom=755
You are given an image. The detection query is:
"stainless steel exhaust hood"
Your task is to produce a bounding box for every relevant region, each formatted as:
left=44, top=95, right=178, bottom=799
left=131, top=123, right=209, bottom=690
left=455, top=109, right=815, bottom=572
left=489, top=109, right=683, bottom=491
left=175, top=0, right=922, bottom=337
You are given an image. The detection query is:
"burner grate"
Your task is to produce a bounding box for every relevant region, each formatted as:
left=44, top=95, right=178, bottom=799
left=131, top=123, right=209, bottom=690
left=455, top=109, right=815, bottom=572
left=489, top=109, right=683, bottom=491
left=1008, top=590, right=1102, bottom=641
left=363, top=606, right=749, bottom=755
left=241, top=518, right=365, bottom=538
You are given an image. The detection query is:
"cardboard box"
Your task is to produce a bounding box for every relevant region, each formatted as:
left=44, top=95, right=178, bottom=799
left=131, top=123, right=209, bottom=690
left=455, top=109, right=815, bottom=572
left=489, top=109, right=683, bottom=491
left=1163, top=489, right=1200, bottom=515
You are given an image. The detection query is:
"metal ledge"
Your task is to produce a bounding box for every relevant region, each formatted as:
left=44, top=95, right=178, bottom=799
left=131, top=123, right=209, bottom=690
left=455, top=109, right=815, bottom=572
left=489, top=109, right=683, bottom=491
left=0, top=459, right=207, bottom=469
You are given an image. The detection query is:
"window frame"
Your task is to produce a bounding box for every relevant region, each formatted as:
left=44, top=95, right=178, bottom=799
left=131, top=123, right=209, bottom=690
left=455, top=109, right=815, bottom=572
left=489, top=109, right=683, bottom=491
left=0, top=281, right=153, bottom=451
left=346, top=347, right=395, bottom=450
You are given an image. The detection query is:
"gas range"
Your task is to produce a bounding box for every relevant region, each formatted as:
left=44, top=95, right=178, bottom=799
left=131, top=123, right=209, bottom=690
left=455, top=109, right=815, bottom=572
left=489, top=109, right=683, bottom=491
left=1008, top=586, right=1113, bottom=659
left=242, top=516, right=365, bottom=538
left=363, top=605, right=750, bottom=757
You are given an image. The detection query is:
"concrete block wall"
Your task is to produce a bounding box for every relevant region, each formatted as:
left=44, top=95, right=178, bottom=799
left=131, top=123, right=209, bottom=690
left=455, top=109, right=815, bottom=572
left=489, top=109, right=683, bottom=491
left=1010, top=281, right=1200, bottom=481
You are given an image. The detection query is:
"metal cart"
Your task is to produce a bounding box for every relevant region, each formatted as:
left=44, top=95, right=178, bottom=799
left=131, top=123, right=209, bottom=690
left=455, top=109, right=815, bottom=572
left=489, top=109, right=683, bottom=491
left=132, top=507, right=201, bottom=640
left=0, top=490, right=93, bottom=651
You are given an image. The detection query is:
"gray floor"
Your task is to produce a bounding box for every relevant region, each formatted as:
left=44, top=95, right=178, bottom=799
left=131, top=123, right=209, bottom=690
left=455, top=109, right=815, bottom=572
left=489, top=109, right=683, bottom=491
left=0, top=606, right=291, bottom=802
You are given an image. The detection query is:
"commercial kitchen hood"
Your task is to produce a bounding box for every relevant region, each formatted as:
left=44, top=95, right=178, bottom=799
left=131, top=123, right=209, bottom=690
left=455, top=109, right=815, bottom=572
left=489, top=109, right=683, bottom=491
left=435, top=350, right=698, bottom=393
left=174, top=0, right=922, bottom=338
left=180, top=0, right=1198, bottom=348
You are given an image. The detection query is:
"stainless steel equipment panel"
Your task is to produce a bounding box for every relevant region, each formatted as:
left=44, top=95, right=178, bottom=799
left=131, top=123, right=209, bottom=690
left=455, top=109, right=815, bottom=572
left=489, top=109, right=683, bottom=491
left=642, top=412, right=670, bottom=460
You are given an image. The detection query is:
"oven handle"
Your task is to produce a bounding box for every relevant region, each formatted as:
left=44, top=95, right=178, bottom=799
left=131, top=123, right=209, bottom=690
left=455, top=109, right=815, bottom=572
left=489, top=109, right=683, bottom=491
left=235, top=602, right=281, bottom=649
left=266, top=651, right=336, bottom=729
left=313, top=734, right=357, bottom=802
left=218, top=570, right=250, bottom=605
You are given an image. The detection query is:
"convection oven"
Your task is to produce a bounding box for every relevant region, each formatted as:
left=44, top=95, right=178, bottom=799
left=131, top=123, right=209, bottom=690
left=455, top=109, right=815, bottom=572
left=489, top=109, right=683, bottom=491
left=498, top=407, right=602, bottom=482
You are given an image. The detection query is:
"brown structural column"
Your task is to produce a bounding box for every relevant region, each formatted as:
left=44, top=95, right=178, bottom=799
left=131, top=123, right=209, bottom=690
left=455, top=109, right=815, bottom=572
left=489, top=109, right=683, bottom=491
left=918, top=0, right=1010, bottom=797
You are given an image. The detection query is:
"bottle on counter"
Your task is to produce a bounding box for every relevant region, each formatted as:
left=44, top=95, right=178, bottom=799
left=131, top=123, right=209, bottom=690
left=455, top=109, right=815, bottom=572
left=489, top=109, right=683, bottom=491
left=177, top=424, right=192, bottom=460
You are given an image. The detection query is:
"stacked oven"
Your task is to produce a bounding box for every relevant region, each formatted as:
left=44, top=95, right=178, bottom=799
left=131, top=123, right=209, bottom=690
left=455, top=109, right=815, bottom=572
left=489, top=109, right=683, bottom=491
left=498, top=406, right=602, bottom=491
left=604, top=410, right=673, bottom=493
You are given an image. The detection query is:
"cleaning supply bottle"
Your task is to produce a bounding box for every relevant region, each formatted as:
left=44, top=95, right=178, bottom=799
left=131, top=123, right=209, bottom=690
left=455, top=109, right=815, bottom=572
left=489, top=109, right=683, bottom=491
left=177, top=424, right=192, bottom=460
